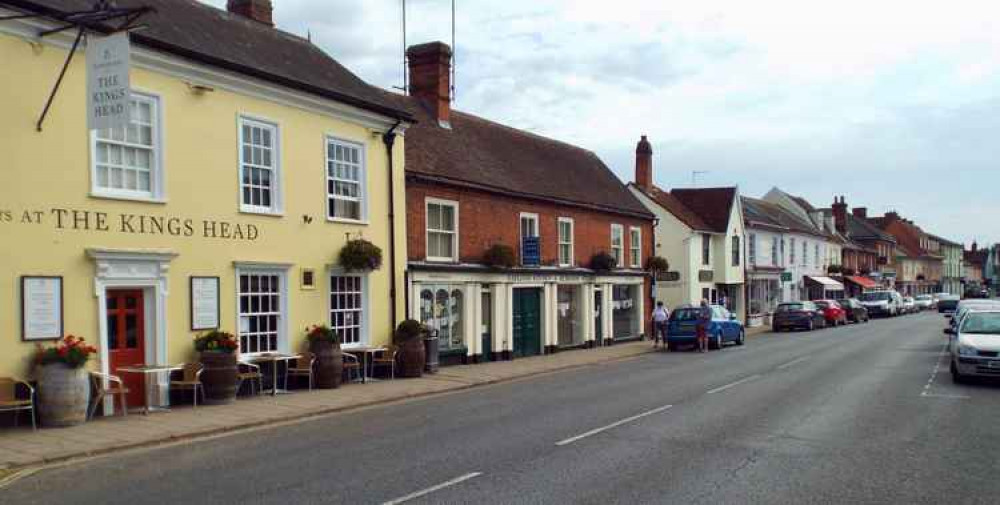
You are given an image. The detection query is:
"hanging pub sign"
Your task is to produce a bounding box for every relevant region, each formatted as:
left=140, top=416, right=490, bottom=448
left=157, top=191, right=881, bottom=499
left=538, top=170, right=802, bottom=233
left=86, top=31, right=131, bottom=130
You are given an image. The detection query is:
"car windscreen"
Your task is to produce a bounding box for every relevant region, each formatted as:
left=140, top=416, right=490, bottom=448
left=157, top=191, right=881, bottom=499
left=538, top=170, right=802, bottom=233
left=860, top=292, right=890, bottom=301
left=670, top=308, right=700, bottom=321
left=814, top=302, right=830, bottom=309
left=916, top=295, right=931, bottom=300
left=777, top=303, right=804, bottom=312
left=836, top=299, right=851, bottom=307
left=960, top=313, right=1000, bottom=334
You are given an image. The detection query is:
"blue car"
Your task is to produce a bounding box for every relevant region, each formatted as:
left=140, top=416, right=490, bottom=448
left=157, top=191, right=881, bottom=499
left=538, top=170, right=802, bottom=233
left=666, top=304, right=746, bottom=351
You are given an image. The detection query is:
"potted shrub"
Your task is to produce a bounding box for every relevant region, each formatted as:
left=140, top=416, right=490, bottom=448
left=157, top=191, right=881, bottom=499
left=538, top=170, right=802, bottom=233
left=394, top=320, right=426, bottom=378
left=482, top=244, right=516, bottom=269
left=35, top=335, right=97, bottom=427
left=646, top=256, right=670, bottom=275
left=306, top=324, right=343, bottom=389
left=589, top=251, right=617, bottom=272
left=195, top=330, right=239, bottom=404
left=339, top=238, right=383, bottom=272
left=827, top=264, right=843, bottom=275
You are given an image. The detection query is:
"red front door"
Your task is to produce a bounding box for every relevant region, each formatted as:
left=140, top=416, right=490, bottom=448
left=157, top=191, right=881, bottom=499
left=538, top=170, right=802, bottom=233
left=107, top=289, right=145, bottom=410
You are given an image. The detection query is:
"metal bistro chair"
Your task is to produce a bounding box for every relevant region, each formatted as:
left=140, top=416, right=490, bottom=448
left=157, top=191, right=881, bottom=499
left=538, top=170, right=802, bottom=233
left=88, top=372, right=129, bottom=419
left=370, top=345, right=399, bottom=380
left=0, top=377, right=36, bottom=430
left=170, top=363, right=204, bottom=407
left=285, top=352, right=315, bottom=391
left=236, top=361, right=264, bottom=397
left=342, top=352, right=362, bottom=383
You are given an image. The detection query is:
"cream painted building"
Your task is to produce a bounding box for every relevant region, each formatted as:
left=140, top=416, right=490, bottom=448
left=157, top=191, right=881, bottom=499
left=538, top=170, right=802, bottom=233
left=0, top=0, right=410, bottom=406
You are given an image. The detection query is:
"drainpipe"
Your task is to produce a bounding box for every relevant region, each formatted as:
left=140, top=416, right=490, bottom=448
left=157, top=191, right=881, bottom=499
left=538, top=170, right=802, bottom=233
left=382, top=121, right=402, bottom=336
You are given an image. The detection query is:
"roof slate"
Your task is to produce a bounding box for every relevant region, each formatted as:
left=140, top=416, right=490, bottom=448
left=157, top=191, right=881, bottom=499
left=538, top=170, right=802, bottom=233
left=671, top=187, right=738, bottom=233
left=634, top=185, right=713, bottom=231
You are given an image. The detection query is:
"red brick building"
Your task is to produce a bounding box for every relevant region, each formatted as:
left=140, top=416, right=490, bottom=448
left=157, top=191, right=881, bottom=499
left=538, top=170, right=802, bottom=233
left=395, top=42, right=655, bottom=363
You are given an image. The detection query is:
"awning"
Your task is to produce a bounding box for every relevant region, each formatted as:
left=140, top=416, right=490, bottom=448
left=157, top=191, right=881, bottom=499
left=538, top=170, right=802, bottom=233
left=805, top=275, right=845, bottom=291
left=844, top=275, right=878, bottom=289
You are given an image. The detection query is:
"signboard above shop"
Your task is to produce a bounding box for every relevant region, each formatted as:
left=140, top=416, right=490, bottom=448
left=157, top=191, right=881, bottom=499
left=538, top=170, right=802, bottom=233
left=86, top=31, right=131, bottom=130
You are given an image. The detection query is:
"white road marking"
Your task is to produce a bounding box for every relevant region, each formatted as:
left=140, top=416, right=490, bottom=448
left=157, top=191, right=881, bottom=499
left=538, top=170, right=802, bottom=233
left=920, top=392, right=971, bottom=399
left=555, top=404, right=674, bottom=446
left=920, top=342, right=952, bottom=397
left=776, top=356, right=809, bottom=370
left=382, top=472, right=483, bottom=505
left=706, top=375, right=761, bottom=395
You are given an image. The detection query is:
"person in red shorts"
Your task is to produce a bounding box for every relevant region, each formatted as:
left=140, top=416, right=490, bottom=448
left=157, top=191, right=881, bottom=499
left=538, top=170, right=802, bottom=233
left=696, top=299, right=711, bottom=353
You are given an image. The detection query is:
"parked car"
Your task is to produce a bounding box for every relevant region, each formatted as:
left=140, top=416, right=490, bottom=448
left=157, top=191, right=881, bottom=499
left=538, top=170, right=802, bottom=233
left=938, top=295, right=961, bottom=314
left=666, top=304, right=745, bottom=351
left=837, top=298, right=870, bottom=323
left=901, top=297, right=917, bottom=314
left=859, top=290, right=901, bottom=317
left=814, top=300, right=848, bottom=326
left=948, top=310, right=1000, bottom=383
left=914, top=294, right=935, bottom=311
left=948, top=300, right=1000, bottom=332
left=772, top=301, right=827, bottom=332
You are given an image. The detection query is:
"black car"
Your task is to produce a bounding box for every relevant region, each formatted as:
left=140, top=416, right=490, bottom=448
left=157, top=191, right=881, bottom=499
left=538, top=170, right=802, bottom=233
left=772, top=301, right=827, bottom=332
left=837, top=298, right=870, bottom=323
left=937, top=295, right=960, bottom=314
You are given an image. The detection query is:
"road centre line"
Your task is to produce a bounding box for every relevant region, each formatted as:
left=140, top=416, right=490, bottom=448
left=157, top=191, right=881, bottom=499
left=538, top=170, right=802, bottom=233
left=382, top=472, right=483, bottom=505
left=706, top=375, right=761, bottom=395
left=776, top=356, right=810, bottom=370
left=555, top=404, right=674, bottom=446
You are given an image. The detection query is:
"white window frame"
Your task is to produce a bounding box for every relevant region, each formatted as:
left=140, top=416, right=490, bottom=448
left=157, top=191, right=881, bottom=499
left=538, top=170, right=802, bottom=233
left=238, top=115, right=283, bottom=215
left=557, top=217, right=574, bottom=267
left=425, top=198, right=459, bottom=262
left=520, top=212, right=540, bottom=265
left=325, top=136, right=367, bottom=223
left=702, top=233, right=712, bottom=266
left=89, top=91, right=165, bottom=202
left=611, top=224, right=625, bottom=267
left=328, top=269, right=369, bottom=349
left=629, top=226, right=642, bottom=268
left=749, top=233, right=757, bottom=265
left=234, top=265, right=289, bottom=356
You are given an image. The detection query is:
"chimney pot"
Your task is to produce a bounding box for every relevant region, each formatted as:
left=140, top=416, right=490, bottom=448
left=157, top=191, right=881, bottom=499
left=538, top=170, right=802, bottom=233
left=635, top=135, right=653, bottom=191
left=852, top=207, right=867, bottom=219
left=227, top=0, right=274, bottom=26
left=407, top=42, right=453, bottom=127
left=832, top=196, right=847, bottom=234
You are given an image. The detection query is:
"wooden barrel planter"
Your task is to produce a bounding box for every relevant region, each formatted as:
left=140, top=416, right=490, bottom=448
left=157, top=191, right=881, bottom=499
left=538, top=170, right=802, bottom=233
left=311, top=341, right=343, bottom=389
left=37, top=364, right=89, bottom=427
left=200, top=351, right=238, bottom=404
left=397, top=337, right=425, bottom=378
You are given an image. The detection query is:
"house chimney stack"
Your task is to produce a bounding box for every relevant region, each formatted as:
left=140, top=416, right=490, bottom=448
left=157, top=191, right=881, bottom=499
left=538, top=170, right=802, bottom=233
left=852, top=207, right=867, bottom=219
left=227, top=0, right=274, bottom=26
left=635, top=135, right=653, bottom=191
left=407, top=42, right=452, bottom=127
left=832, top=196, right=847, bottom=234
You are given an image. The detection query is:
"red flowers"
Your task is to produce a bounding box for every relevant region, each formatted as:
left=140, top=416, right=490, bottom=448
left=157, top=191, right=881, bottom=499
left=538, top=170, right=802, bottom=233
left=36, top=334, right=97, bottom=368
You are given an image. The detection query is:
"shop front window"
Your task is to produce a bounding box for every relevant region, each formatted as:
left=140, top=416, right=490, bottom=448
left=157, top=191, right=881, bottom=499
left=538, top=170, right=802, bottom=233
left=612, top=284, right=638, bottom=340
left=557, top=285, right=582, bottom=347
left=418, top=285, right=465, bottom=352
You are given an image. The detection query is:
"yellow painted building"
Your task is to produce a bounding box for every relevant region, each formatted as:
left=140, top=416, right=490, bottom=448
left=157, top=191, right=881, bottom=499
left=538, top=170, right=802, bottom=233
left=0, top=0, right=411, bottom=404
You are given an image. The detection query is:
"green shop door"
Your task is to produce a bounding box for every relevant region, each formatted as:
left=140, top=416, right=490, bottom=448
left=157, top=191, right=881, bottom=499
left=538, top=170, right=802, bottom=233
left=513, top=288, right=542, bottom=357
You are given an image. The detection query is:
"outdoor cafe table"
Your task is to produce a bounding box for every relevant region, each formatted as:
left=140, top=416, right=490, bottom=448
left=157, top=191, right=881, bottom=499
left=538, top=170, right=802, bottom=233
left=242, top=353, right=300, bottom=396
left=116, top=363, right=184, bottom=414
left=344, top=346, right=386, bottom=383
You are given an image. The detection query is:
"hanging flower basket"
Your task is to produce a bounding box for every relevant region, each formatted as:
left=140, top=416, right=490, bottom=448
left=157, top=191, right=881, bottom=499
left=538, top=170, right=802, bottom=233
left=482, top=244, right=516, bottom=269
left=645, top=256, right=670, bottom=274
left=339, top=239, right=383, bottom=272
left=589, top=251, right=617, bottom=272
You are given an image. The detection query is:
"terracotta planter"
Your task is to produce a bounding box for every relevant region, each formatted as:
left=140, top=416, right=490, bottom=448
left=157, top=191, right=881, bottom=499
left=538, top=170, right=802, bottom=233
left=397, top=337, right=425, bottom=378
left=37, top=364, right=89, bottom=427
left=310, top=340, right=343, bottom=389
left=200, top=351, right=238, bottom=404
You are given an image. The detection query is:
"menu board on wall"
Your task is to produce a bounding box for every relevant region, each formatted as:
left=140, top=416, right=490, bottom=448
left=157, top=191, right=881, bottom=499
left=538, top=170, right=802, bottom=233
left=21, top=276, right=63, bottom=341
left=190, top=276, right=220, bottom=330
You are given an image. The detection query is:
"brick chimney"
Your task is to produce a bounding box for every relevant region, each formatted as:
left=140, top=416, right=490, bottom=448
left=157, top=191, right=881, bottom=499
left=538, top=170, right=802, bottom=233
left=635, top=135, right=653, bottom=191
left=852, top=207, right=867, bottom=219
left=407, top=42, right=452, bottom=127
left=227, top=0, right=274, bottom=26
left=832, top=196, right=847, bottom=234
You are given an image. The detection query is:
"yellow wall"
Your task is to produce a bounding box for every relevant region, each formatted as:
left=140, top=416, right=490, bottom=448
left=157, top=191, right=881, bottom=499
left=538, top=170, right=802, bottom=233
left=0, top=32, right=408, bottom=378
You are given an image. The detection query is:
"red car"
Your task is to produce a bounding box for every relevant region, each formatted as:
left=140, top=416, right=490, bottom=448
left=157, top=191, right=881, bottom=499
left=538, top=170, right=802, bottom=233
left=814, top=300, right=847, bottom=326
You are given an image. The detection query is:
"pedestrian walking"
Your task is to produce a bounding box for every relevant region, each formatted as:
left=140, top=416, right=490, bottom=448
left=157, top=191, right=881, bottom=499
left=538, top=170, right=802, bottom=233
left=652, top=301, right=670, bottom=349
left=696, top=299, right=712, bottom=353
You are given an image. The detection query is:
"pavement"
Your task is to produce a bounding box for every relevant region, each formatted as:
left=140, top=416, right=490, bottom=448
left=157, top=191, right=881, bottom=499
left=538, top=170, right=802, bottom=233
left=0, top=337, right=663, bottom=471
left=9, top=314, right=995, bottom=504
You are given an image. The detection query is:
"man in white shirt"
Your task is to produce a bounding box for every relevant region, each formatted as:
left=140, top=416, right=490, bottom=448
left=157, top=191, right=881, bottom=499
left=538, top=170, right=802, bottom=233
left=652, top=301, right=670, bottom=348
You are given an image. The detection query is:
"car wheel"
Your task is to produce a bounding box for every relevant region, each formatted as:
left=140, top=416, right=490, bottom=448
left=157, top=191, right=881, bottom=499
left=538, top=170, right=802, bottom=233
left=807, top=320, right=814, bottom=331
left=714, top=334, right=723, bottom=350
left=666, top=342, right=676, bottom=352
left=736, top=329, right=745, bottom=346
left=951, top=359, right=967, bottom=385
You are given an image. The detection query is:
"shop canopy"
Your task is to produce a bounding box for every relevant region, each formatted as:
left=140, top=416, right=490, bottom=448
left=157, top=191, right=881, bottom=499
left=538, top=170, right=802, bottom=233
left=844, top=275, right=878, bottom=290
left=805, top=275, right=845, bottom=291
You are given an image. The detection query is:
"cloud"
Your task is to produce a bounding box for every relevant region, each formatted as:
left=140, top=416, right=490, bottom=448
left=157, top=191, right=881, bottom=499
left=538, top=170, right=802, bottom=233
left=202, top=0, right=1000, bottom=245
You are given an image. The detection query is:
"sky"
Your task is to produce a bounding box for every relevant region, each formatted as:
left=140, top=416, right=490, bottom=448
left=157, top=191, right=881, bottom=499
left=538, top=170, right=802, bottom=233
left=205, top=0, right=1000, bottom=246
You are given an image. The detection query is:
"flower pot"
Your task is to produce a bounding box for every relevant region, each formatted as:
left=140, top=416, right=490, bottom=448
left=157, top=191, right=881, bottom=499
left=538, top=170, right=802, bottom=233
left=310, top=340, right=343, bottom=389
left=199, top=351, right=238, bottom=405
left=37, top=363, right=89, bottom=427
left=397, top=337, right=425, bottom=378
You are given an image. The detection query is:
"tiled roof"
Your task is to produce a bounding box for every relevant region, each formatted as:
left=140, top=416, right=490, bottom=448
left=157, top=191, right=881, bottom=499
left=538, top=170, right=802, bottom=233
left=742, top=197, right=824, bottom=238
left=634, top=185, right=712, bottom=231
left=847, top=215, right=896, bottom=243
left=5, top=0, right=412, bottom=121
left=671, top=187, right=738, bottom=233
left=387, top=95, right=653, bottom=218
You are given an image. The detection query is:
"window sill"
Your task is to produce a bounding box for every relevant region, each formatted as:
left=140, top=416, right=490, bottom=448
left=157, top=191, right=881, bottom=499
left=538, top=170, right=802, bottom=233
left=327, top=217, right=369, bottom=226
left=89, top=192, right=167, bottom=204
left=426, top=257, right=458, bottom=263
left=239, top=207, right=285, bottom=217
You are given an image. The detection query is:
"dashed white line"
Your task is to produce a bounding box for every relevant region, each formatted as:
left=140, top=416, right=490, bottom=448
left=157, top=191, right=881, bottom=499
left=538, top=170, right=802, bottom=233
left=776, top=356, right=810, bottom=370
left=706, top=375, right=761, bottom=395
left=382, top=472, right=483, bottom=505
left=555, top=404, right=674, bottom=446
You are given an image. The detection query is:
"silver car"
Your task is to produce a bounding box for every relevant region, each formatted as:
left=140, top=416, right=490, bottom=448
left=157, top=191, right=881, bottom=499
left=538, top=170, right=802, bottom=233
left=949, top=310, right=1000, bottom=383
